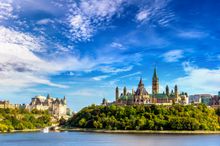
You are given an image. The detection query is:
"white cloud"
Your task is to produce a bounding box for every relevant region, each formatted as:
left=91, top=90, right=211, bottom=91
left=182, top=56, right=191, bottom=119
left=99, top=66, right=133, bottom=73
left=162, top=49, right=184, bottom=62
left=0, top=0, right=14, bottom=21
left=0, top=26, right=140, bottom=92
left=68, top=0, right=126, bottom=41
left=0, top=26, right=68, bottom=89
left=69, top=14, right=93, bottom=41
left=120, top=72, right=141, bottom=78
left=68, top=0, right=173, bottom=40
left=136, top=10, right=149, bottom=21
left=36, top=18, right=54, bottom=25
left=174, top=62, right=220, bottom=94
left=110, top=42, right=125, bottom=50
left=0, top=26, right=107, bottom=90
left=178, top=31, right=208, bottom=39
left=92, top=75, right=109, bottom=81
left=135, top=0, right=173, bottom=26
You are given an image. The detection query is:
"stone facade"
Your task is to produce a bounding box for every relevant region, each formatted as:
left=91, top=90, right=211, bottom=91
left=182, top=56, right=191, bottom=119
left=0, top=100, right=24, bottom=109
left=103, top=68, right=189, bottom=106
left=152, top=68, right=159, bottom=94
left=27, top=94, right=67, bottom=118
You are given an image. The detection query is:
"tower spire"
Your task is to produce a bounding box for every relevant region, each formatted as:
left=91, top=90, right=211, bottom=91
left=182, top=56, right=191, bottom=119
left=153, top=67, right=158, bottom=79
left=152, top=67, right=159, bottom=94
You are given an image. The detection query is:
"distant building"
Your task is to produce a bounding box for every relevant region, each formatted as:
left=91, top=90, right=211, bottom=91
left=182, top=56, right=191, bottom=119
left=0, top=100, right=12, bottom=109
left=0, top=94, right=70, bottom=119
left=210, top=92, right=220, bottom=107
left=103, top=68, right=189, bottom=106
left=189, top=94, right=212, bottom=105
left=27, top=94, right=68, bottom=119
left=0, top=100, right=25, bottom=109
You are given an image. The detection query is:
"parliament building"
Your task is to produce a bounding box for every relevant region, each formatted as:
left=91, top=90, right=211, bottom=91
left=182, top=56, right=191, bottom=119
left=103, top=68, right=189, bottom=106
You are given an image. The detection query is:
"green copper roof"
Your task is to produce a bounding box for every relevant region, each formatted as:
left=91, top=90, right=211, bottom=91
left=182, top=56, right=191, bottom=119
left=120, top=94, right=133, bottom=100
left=150, top=93, right=168, bottom=99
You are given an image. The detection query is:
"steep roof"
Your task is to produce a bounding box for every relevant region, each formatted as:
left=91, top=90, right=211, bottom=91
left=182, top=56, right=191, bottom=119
left=135, top=87, right=148, bottom=95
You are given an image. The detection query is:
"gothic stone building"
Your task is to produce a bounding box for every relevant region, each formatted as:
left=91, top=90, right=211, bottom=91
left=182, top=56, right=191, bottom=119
left=103, top=68, right=188, bottom=106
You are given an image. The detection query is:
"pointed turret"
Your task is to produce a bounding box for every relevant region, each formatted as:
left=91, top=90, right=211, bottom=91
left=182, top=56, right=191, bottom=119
left=63, top=96, right=67, bottom=105
left=123, top=86, right=127, bottom=96
left=115, top=87, right=119, bottom=101
left=47, top=94, right=51, bottom=99
left=174, top=85, right=178, bottom=97
left=166, top=85, right=169, bottom=96
left=138, top=77, right=144, bottom=87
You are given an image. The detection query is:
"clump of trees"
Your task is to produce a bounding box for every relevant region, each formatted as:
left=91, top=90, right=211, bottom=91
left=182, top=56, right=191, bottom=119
left=0, top=108, right=51, bottom=132
left=66, top=104, right=220, bottom=131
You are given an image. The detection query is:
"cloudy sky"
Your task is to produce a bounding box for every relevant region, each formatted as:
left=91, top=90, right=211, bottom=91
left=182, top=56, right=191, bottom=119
left=0, top=0, right=220, bottom=111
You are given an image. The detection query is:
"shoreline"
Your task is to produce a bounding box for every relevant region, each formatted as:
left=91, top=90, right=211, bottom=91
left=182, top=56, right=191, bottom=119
left=0, top=129, right=41, bottom=134
left=2, top=127, right=220, bottom=135
left=60, top=128, right=220, bottom=135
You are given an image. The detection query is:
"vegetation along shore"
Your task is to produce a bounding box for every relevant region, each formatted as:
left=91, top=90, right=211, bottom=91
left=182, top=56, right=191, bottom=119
left=0, top=108, right=51, bottom=132
left=64, top=104, right=220, bottom=131
left=61, top=128, right=220, bottom=135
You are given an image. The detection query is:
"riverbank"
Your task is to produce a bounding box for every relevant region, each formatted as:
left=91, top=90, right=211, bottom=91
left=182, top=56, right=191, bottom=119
left=61, top=128, right=220, bottom=135
left=0, top=129, right=41, bottom=134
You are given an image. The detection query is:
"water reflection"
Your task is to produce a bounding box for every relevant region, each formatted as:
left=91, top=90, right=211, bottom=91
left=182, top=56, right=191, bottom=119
left=0, top=132, right=219, bottom=146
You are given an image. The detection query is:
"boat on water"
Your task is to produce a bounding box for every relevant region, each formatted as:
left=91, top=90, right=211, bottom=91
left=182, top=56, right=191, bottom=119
left=42, top=127, right=49, bottom=133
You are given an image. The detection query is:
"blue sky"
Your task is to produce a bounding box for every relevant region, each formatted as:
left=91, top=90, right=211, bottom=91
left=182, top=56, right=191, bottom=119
left=0, top=0, right=220, bottom=111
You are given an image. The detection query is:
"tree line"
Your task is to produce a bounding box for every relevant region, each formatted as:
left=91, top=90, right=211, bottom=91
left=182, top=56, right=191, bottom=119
left=65, top=104, right=220, bottom=131
left=0, top=108, right=51, bottom=132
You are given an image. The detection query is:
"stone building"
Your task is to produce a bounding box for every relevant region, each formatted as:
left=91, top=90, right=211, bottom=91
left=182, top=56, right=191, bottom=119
left=27, top=94, right=68, bottom=118
left=133, top=78, right=150, bottom=104
left=0, top=100, right=24, bottom=109
left=210, top=92, right=220, bottom=107
left=189, top=94, right=212, bottom=105
left=103, top=68, right=189, bottom=106
left=0, top=100, right=13, bottom=109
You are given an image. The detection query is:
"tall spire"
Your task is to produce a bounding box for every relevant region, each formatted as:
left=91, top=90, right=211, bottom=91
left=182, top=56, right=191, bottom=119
left=152, top=67, right=159, bottom=94
left=153, top=67, right=158, bottom=79
left=123, top=86, right=127, bottom=96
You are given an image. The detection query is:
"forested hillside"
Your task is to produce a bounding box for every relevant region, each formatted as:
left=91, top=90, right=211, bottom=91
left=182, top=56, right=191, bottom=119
left=66, top=104, right=220, bottom=131
left=0, top=108, right=51, bottom=132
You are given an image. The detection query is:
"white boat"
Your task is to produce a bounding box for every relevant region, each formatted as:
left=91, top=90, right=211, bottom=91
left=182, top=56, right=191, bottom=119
left=42, top=127, right=49, bottom=133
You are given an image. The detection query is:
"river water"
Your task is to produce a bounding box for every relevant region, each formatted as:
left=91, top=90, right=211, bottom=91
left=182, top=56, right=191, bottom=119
left=0, top=131, right=219, bottom=146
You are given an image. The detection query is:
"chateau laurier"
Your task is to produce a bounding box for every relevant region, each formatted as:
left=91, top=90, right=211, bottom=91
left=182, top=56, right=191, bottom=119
left=103, top=68, right=189, bottom=106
